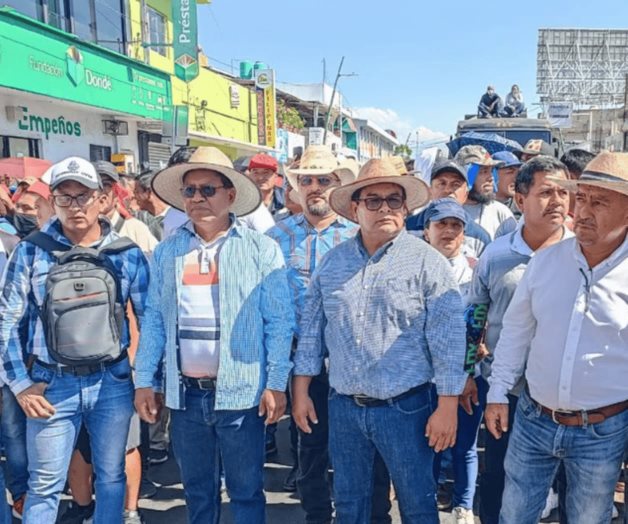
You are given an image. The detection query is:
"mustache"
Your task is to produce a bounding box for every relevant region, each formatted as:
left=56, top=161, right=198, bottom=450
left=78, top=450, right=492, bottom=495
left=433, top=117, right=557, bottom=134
left=575, top=218, right=596, bottom=227
left=543, top=206, right=565, bottom=215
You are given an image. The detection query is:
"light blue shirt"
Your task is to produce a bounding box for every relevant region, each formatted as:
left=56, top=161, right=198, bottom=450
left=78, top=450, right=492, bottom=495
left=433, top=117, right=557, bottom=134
left=134, top=218, right=295, bottom=411
left=294, top=230, right=468, bottom=399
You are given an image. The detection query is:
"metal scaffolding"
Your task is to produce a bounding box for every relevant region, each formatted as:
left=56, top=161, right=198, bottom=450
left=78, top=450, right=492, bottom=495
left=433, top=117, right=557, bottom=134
left=537, top=28, right=628, bottom=107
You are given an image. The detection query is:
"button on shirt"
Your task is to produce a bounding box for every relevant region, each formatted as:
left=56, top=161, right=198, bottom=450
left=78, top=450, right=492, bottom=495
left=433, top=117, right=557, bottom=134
left=467, top=224, right=572, bottom=379
left=267, top=214, right=358, bottom=329
left=488, top=235, right=628, bottom=411
left=294, top=230, right=468, bottom=399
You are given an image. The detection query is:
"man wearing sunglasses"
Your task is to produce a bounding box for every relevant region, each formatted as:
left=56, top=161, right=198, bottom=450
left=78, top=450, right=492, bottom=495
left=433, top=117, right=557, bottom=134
left=293, top=158, right=468, bottom=523
left=268, top=146, right=393, bottom=524
left=133, top=147, right=294, bottom=524
left=0, top=157, right=149, bottom=523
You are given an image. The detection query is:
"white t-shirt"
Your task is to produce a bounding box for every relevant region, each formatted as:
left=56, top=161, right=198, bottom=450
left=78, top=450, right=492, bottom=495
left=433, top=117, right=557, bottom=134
left=463, top=200, right=516, bottom=240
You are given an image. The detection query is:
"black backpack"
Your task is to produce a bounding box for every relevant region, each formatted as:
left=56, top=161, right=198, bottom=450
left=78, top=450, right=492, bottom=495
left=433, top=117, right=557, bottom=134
left=25, top=232, right=137, bottom=366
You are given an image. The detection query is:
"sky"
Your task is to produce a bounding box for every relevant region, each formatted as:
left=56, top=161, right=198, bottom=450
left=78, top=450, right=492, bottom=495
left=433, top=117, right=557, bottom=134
left=198, top=0, right=628, bottom=148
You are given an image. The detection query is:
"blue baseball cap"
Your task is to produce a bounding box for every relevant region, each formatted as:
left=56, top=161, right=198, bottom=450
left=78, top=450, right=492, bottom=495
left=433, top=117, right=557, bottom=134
left=423, top=197, right=468, bottom=225
left=492, top=151, right=522, bottom=169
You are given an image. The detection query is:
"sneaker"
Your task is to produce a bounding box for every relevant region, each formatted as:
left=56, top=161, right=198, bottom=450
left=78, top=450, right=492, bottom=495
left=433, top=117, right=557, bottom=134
left=139, top=477, right=158, bottom=499
left=11, top=495, right=25, bottom=520
left=541, top=488, right=558, bottom=519
left=124, top=509, right=146, bottom=524
left=437, top=483, right=452, bottom=511
left=58, top=501, right=95, bottom=524
left=452, top=506, right=475, bottom=524
left=147, top=448, right=169, bottom=465
left=282, top=467, right=298, bottom=492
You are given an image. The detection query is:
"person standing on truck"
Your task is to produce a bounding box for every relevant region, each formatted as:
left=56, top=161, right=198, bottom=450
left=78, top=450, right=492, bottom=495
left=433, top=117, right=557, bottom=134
left=478, top=85, right=504, bottom=118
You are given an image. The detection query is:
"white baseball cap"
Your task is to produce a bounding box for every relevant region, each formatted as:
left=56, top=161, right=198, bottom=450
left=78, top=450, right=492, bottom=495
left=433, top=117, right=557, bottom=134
left=43, top=157, right=102, bottom=191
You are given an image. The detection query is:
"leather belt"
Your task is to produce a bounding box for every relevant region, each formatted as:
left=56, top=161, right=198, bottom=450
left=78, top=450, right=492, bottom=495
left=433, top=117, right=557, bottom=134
left=36, top=351, right=128, bottom=377
left=351, top=382, right=430, bottom=408
left=182, top=376, right=217, bottom=390
left=534, top=397, right=628, bottom=426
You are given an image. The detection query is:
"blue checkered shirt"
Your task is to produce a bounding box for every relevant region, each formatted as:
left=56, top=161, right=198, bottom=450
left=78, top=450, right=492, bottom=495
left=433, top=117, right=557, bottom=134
left=0, top=219, right=149, bottom=395
left=294, top=230, right=468, bottom=399
left=267, top=214, right=358, bottom=330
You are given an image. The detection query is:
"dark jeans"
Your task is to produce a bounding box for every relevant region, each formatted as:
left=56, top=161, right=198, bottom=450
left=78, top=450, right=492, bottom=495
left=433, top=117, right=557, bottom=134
left=479, top=393, right=518, bottom=524
left=1, top=386, right=28, bottom=500
left=297, top=371, right=392, bottom=524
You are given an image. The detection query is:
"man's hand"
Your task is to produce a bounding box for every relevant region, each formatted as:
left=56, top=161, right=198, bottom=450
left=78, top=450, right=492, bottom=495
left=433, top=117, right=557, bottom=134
left=258, top=389, right=287, bottom=425
left=485, top=403, right=509, bottom=439
left=476, top=342, right=489, bottom=361
left=459, top=376, right=479, bottom=416
left=135, top=388, right=163, bottom=424
left=425, top=395, right=458, bottom=452
left=292, top=391, right=318, bottom=434
left=17, top=383, right=56, bottom=419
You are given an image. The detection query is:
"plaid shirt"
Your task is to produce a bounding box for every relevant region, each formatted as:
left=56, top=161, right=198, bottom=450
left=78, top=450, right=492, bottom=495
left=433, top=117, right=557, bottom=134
left=267, top=214, right=358, bottom=330
left=0, top=218, right=149, bottom=395
left=294, top=230, right=468, bottom=399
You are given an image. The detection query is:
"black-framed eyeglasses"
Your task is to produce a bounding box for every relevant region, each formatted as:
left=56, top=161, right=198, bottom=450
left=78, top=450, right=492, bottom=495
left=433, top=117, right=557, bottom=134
left=52, top=193, right=95, bottom=208
left=298, top=176, right=336, bottom=187
left=180, top=185, right=225, bottom=199
left=354, top=195, right=405, bottom=211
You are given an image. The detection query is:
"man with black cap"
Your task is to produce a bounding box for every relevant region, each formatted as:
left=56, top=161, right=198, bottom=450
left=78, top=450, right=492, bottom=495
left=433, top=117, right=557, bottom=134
left=0, top=156, right=149, bottom=523
left=406, top=159, right=491, bottom=261
left=133, top=146, right=294, bottom=524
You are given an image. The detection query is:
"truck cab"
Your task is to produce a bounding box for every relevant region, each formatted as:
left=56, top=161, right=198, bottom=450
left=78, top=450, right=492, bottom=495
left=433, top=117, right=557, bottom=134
left=456, top=117, right=555, bottom=150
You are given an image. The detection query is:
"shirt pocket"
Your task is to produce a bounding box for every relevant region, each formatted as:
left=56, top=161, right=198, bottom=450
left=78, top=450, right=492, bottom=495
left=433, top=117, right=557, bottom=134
left=383, top=279, right=423, bottom=324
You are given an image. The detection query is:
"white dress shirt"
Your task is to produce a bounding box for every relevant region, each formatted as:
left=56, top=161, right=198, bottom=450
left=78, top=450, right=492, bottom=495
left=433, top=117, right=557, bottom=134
left=488, top=234, right=628, bottom=411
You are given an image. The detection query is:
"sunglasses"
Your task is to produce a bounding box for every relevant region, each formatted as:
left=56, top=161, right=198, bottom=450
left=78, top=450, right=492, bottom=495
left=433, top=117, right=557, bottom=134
left=298, top=176, right=336, bottom=187
left=180, top=185, right=225, bottom=199
left=354, top=195, right=405, bottom=211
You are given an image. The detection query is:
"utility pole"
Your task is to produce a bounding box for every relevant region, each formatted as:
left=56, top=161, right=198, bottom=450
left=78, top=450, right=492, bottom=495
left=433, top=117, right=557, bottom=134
left=323, top=56, right=345, bottom=144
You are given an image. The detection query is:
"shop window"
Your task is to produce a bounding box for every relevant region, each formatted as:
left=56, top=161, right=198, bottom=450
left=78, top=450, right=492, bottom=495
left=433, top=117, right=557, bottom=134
left=89, top=144, right=112, bottom=163
left=0, top=136, right=41, bottom=159
left=148, top=7, right=167, bottom=57
left=69, top=0, right=129, bottom=55
left=2, top=0, right=43, bottom=20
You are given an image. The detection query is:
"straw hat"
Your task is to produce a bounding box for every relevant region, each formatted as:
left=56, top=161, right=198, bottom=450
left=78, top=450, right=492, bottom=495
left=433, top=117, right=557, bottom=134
left=330, top=158, right=430, bottom=222
left=286, top=146, right=356, bottom=189
left=288, top=155, right=359, bottom=204
left=548, top=151, right=628, bottom=197
left=389, top=155, right=409, bottom=175
left=151, top=147, right=261, bottom=216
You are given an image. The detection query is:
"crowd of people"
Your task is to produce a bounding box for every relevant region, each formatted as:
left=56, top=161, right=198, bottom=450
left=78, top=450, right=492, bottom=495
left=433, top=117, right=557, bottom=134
left=0, top=137, right=624, bottom=524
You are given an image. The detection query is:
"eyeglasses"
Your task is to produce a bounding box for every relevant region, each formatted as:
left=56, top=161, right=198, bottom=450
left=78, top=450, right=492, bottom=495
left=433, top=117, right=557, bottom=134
left=180, top=185, right=225, bottom=199
left=298, top=176, right=336, bottom=187
left=52, top=193, right=96, bottom=208
left=354, top=195, right=405, bottom=211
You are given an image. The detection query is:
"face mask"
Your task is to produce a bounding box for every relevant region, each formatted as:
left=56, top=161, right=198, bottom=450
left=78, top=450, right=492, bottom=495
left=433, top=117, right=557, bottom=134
left=13, top=213, right=39, bottom=237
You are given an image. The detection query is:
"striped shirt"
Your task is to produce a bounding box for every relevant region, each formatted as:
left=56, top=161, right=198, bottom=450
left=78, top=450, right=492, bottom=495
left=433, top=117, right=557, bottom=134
left=294, top=230, right=468, bottom=399
left=266, top=214, right=358, bottom=329
left=0, top=218, right=149, bottom=395
left=134, top=217, right=295, bottom=411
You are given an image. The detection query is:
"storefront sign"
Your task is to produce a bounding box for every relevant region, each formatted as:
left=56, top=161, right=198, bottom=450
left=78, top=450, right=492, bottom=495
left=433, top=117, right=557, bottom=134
left=0, top=9, right=172, bottom=120
left=17, top=106, right=82, bottom=139
left=172, top=0, right=199, bottom=82
left=255, top=69, right=276, bottom=148
left=547, top=102, right=573, bottom=129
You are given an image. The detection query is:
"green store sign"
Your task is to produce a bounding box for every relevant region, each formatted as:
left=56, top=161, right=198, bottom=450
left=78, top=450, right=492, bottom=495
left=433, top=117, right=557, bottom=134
left=18, top=107, right=82, bottom=139
left=0, top=9, right=172, bottom=120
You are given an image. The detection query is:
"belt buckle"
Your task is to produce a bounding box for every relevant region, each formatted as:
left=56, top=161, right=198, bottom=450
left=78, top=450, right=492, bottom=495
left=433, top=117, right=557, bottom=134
left=551, top=409, right=574, bottom=424
left=197, top=378, right=215, bottom=390
left=353, top=395, right=369, bottom=407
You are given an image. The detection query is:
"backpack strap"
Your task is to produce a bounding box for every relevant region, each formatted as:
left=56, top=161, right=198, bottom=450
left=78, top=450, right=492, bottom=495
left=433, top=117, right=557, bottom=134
left=23, top=231, right=72, bottom=257
left=113, top=215, right=125, bottom=234
left=99, top=237, right=138, bottom=256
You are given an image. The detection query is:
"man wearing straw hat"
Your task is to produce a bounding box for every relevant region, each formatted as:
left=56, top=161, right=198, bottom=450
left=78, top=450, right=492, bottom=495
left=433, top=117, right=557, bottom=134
left=133, top=146, right=295, bottom=524
left=293, top=158, right=468, bottom=523
left=268, top=146, right=392, bottom=524
left=485, top=151, right=628, bottom=524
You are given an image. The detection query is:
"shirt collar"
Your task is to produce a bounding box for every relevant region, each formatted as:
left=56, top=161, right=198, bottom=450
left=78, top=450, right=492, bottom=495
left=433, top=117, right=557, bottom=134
left=42, top=217, right=113, bottom=247
left=511, top=222, right=570, bottom=257
left=294, top=213, right=351, bottom=233
left=355, top=228, right=408, bottom=261
left=184, top=214, right=237, bottom=245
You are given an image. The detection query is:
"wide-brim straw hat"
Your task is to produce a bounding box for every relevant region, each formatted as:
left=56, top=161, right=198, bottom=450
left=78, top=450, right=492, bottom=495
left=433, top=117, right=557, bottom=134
left=151, top=147, right=261, bottom=216
left=330, top=158, right=431, bottom=222
left=288, top=156, right=359, bottom=204
left=286, top=145, right=356, bottom=189
left=548, top=151, right=628, bottom=197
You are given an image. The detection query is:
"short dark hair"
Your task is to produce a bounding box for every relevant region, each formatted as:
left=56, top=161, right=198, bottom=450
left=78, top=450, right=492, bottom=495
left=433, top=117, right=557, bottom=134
left=135, top=171, right=155, bottom=191
left=515, top=156, right=568, bottom=196
left=351, top=184, right=406, bottom=202
left=560, top=149, right=596, bottom=177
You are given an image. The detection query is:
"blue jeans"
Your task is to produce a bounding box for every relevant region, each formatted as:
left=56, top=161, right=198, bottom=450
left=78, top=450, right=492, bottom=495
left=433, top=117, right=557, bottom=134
left=0, top=415, right=13, bottom=524
left=24, top=359, right=134, bottom=524
left=1, top=385, right=28, bottom=500
left=479, top=392, right=518, bottom=524
left=298, top=371, right=392, bottom=524
left=328, top=385, right=438, bottom=524
left=435, top=376, right=488, bottom=510
left=170, top=387, right=266, bottom=524
left=500, top=390, right=628, bottom=524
